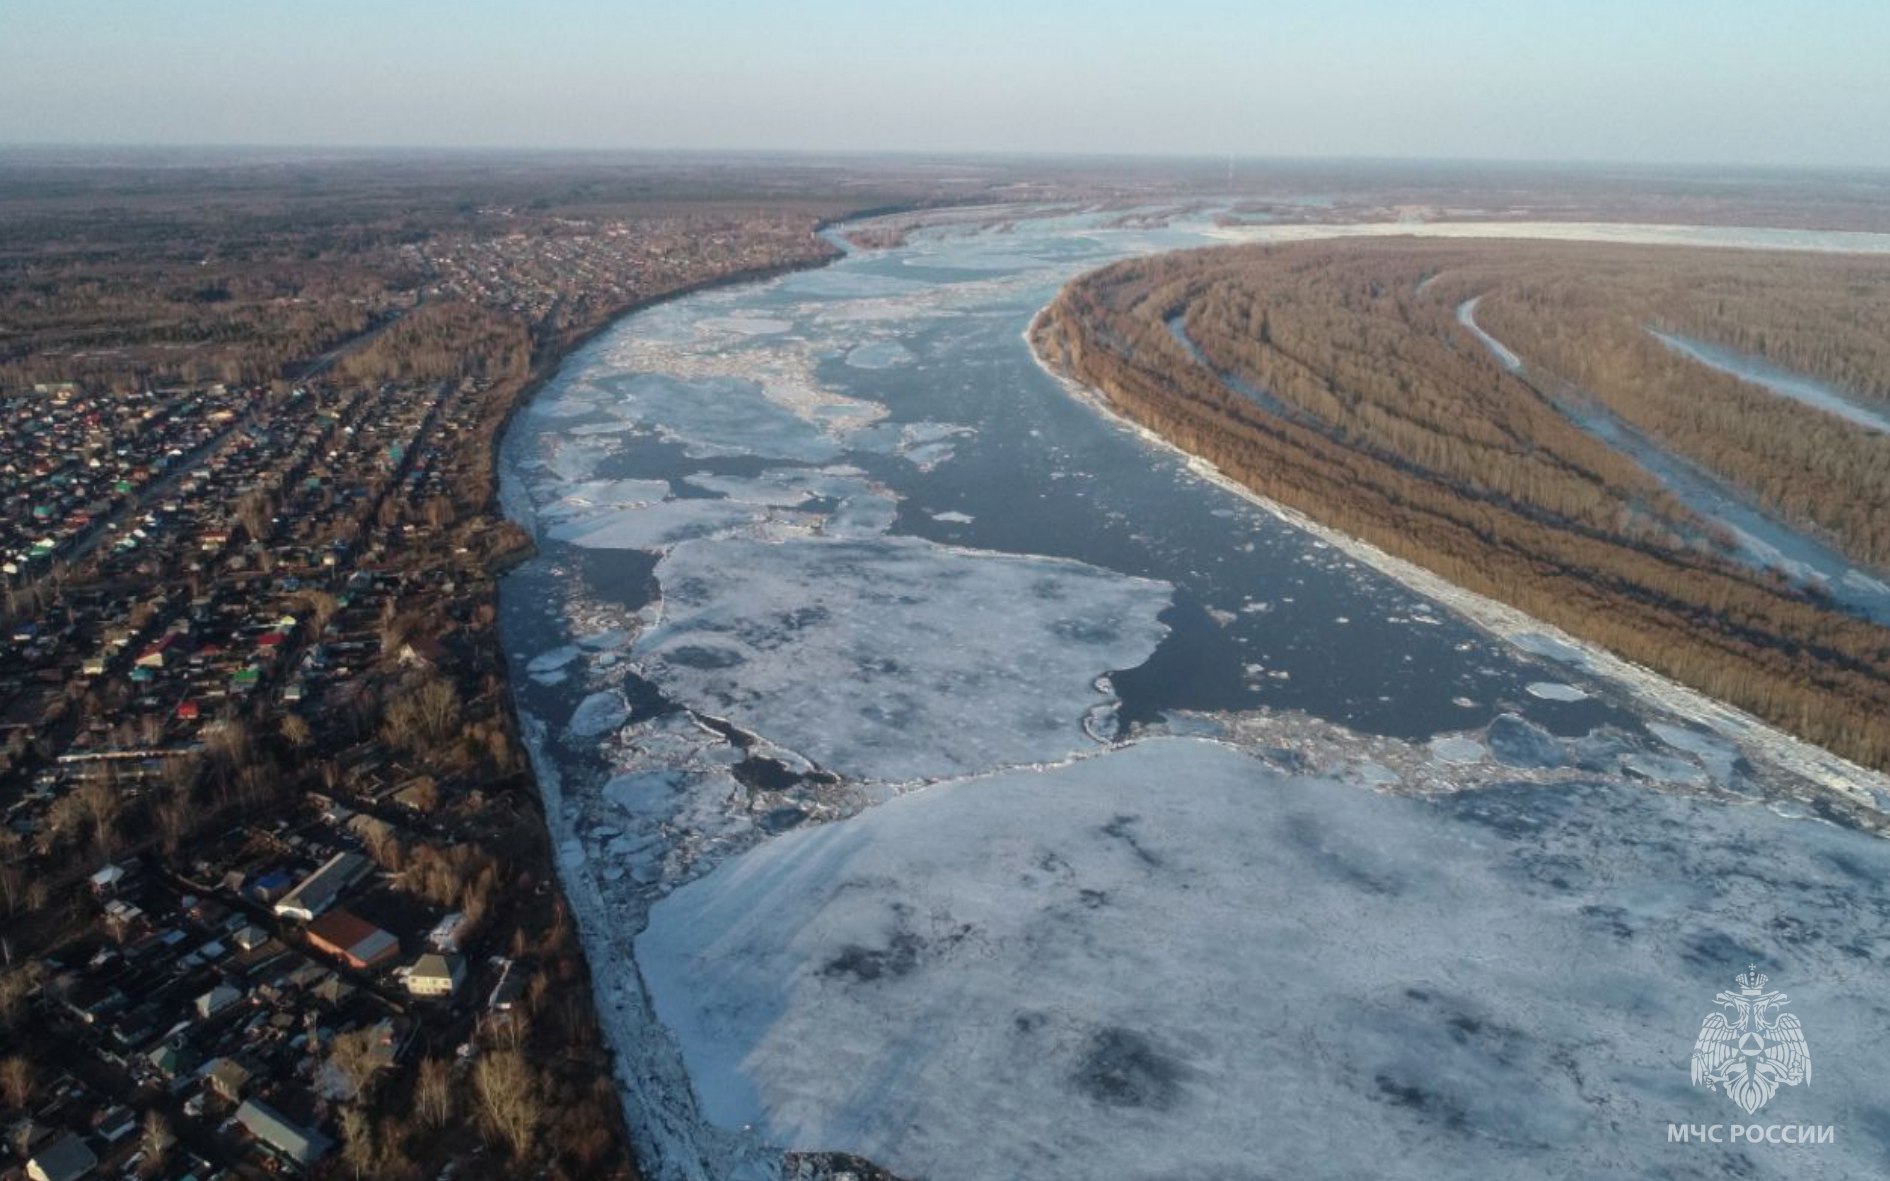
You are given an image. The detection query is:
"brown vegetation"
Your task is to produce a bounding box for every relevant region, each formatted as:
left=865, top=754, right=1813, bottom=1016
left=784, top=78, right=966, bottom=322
left=1033, top=237, right=1890, bottom=772
left=1454, top=250, right=1890, bottom=565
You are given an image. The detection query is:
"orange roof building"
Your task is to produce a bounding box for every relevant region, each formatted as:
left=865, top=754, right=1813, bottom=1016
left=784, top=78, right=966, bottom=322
left=305, top=909, right=399, bottom=971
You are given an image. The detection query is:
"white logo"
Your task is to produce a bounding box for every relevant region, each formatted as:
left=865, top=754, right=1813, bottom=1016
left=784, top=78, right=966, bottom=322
left=1690, top=966, right=1811, bottom=1115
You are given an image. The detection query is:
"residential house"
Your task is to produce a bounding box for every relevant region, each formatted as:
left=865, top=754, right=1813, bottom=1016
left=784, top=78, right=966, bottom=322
left=26, top=1133, right=97, bottom=1181
left=404, top=952, right=465, bottom=998
left=235, top=1099, right=333, bottom=1169
left=272, top=850, right=370, bottom=921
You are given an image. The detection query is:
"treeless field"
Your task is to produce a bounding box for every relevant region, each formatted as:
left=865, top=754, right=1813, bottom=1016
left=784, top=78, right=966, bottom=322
left=1033, top=237, right=1890, bottom=772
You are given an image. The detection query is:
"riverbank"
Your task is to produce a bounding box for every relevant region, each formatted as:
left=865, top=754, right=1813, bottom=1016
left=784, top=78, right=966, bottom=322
left=1024, top=300, right=1890, bottom=817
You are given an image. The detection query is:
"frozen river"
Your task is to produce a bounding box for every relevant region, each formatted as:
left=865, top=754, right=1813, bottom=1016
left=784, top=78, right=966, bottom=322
left=499, top=208, right=1890, bottom=1180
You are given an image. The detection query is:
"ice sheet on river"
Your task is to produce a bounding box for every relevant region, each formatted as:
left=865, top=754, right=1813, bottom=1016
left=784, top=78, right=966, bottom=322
left=602, top=373, right=853, bottom=462
left=634, top=535, right=1173, bottom=782
left=640, top=738, right=1890, bottom=1181
left=547, top=499, right=796, bottom=552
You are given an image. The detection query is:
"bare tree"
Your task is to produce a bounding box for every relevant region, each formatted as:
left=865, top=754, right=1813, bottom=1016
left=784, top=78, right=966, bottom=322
left=327, top=1026, right=387, bottom=1100
left=0, top=1056, right=32, bottom=1109
left=280, top=713, right=313, bottom=750
left=0, top=864, right=23, bottom=917
left=0, top=966, right=43, bottom=1033
left=297, top=590, right=340, bottom=633
left=339, top=1106, right=375, bottom=1180
left=153, top=786, right=194, bottom=857
left=48, top=779, right=120, bottom=858
left=202, top=719, right=252, bottom=781
left=414, top=1056, right=454, bottom=1128
left=383, top=677, right=462, bottom=755
left=74, top=777, right=122, bottom=860
left=235, top=490, right=276, bottom=543
left=140, top=1110, right=174, bottom=1174
left=413, top=678, right=462, bottom=743
left=473, top=1049, right=540, bottom=1158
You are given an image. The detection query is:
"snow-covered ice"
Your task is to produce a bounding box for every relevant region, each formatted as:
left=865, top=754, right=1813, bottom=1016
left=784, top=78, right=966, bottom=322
left=640, top=738, right=1890, bottom=1181
left=1429, top=734, right=1488, bottom=764
left=567, top=691, right=629, bottom=739
left=632, top=535, right=1172, bottom=782
left=547, top=499, right=792, bottom=552
left=1456, top=297, right=1522, bottom=371
left=527, top=645, right=585, bottom=675
left=609, top=373, right=852, bottom=462
left=1524, top=681, right=1589, bottom=702
left=1653, top=331, right=1890, bottom=434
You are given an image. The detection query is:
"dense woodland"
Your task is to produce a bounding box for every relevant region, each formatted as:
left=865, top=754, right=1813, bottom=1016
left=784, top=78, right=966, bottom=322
left=1455, top=249, right=1890, bottom=566
left=1035, top=238, right=1890, bottom=772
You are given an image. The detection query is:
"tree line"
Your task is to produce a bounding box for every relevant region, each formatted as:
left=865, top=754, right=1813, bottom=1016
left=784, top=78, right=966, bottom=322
left=1034, top=238, right=1890, bottom=773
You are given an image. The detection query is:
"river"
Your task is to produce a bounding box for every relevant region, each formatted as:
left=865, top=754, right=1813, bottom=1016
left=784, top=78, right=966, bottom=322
left=498, top=208, right=1890, bottom=1180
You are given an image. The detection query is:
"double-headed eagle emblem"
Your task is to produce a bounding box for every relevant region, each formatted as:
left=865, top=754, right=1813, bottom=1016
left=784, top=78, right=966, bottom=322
left=1690, top=966, right=1811, bottom=1115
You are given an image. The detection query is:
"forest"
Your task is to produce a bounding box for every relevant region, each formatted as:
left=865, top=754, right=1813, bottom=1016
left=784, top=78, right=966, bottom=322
left=1033, top=237, right=1890, bottom=773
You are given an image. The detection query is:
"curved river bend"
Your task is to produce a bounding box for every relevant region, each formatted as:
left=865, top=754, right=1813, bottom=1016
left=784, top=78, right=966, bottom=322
left=499, top=209, right=1890, bottom=1181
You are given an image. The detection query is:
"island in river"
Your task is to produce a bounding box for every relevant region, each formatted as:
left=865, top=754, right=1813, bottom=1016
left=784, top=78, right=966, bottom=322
left=1034, top=236, right=1890, bottom=774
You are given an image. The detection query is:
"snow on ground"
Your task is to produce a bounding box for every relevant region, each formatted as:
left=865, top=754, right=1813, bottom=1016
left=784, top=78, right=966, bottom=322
left=1456, top=297, right=1522, bottom=371
left=633, top=535, right=1173, bottom=782
left=640, top=738, right=1890, bottom=1181
left=1653, top=331, right=1890, bottom=434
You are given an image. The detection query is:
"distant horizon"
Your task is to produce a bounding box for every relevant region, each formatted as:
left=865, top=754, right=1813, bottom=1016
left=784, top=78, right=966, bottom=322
left=6, top=0, right=1887, bottom=171
left=3, top=142, right=1889, bottom=179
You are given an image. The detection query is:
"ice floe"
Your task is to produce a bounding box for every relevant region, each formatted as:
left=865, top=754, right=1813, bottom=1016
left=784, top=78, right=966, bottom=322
left=567, top=691, right=629, bottom=740
left=640, top=738, right=1890, bottom=1181
left=633, top=535, right=1173, bottom=782
left=844, top=340, right=915, bottom=369
left=609, top=373, right=855, bottom=462
left=547, top=500, right=795, bottom=552
left=1524, top=681, right=1589, bottom=702
left=1428, top=734, right=1488, bottom=764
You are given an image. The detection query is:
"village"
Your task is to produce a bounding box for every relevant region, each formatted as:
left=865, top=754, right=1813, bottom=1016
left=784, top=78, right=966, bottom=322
left=0, top=352, right=567, bottom=1180
left=0, top=185, right=865, bottom=1180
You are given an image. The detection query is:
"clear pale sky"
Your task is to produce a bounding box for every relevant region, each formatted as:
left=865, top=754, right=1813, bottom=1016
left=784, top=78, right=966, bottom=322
left=3, top=0, right=1886, bottom=167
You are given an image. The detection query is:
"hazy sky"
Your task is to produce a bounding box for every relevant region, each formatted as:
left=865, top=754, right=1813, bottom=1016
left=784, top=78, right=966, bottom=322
left=4, top=0, right=1886, bottom=167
